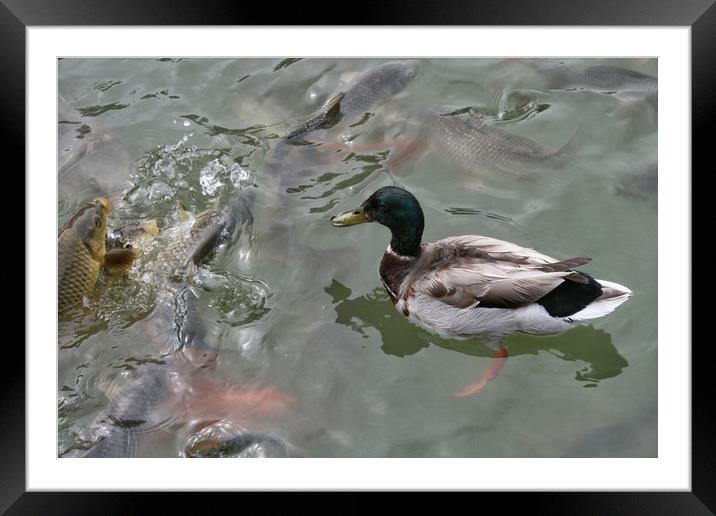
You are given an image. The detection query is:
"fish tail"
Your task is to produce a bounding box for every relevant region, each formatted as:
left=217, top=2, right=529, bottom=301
left=175, top=286, right=219, bottom=368
left=546, top=120, right=582, bottom=167
left=283, top=92, right=345, bottom=143
left=283, top=122, right=313, bottom=142
left=103, top=247, right=141, bottom=276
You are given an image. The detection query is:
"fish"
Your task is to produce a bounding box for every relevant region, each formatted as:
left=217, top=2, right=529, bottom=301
left=78, top=191, right=271, bottom=458
left=80, top=346, right=295, bottom=458
left=106, top=219, right=159, bottom=247
left=58, top=199, right=156, bottom=314
left=79, top=336, right=290, bottom=458
left=58, top=198, right=117, bottom=314
left=283, top=60, right=420, bottom=143
left=160, top=196, right=254, bottom=284
left=81, top=361, right=170, bottom=458
left=159, top=194, right=256, bottom=367
left=182, top=420, right=290, bottom=458
left=184, top=431, right=289, bottom=458
left=536, top=62, right=658, bottom=109
left=424, top=111, right=579, bottom=176
left=611, top=162, right=658, bottom=199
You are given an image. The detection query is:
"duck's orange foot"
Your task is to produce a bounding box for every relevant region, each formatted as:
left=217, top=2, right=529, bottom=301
left=452, top=348, right=508, bottom=398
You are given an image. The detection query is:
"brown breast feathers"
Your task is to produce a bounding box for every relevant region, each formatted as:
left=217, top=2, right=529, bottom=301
left=379, top=250, right=416, bottom=306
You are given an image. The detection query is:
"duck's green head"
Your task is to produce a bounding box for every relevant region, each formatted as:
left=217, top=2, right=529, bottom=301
left=331, top=186, right=424, bottom=257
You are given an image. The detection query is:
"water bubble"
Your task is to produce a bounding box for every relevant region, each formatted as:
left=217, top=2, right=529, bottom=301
left=124, top=137, right=255, bottom=216
left=199, top=159, right=225, bottom=196
left=192, top=269, right=228, bottom=291
left=203, top=274, right=271, bottom=327
left=147, top=182, right=174, bottom=200
left=230, top=165, right=250, bottom=186
left=183, top=120, right=190, bottom=127
left=199, top=159, right=254, bottom=196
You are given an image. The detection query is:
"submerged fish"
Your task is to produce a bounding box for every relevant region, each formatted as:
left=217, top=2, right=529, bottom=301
left=82, top=361, right=170, bottom=458
left=80, top=344, right=288, bottom=459
left=425, top=111, right=578, bottom=176
left=611, top=162, right=658, bottom=199
left=283, top=60, right=420, bottom=143
left=80, top=347, right=294, bottom=458
left=182, top=420, right=290, bottom=458
left=540, top=63, right=658, bottom=109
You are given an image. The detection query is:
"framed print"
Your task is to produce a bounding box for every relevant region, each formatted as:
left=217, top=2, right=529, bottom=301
left=8, top=0, right=709, bottom=512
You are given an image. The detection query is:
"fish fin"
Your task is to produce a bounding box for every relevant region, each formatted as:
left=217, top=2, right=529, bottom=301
left=315, top=91, right=345, bottom=131
left=141, top=219, right=160, bottom=236
left=103, top=247, right=141, bottom=276
left=177, top=200, right=192, bottom=222
left=324, top=91, right=345, bottom=115
left=192, top=201, right=220, bottom=232
left=284, top=92, right=346, bottom=142
left=193, top=208, right=213, bottom=227
left=546, top=120, right=582, bottom=166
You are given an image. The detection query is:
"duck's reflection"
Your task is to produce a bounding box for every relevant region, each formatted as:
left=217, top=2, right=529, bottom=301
left=326, top=279, right=628, bottom=389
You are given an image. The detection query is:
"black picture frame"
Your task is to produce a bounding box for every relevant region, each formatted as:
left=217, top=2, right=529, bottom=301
left=8, top=0, right=708, bottom=512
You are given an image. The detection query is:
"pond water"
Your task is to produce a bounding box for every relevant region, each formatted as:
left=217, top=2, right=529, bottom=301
left=58, top=57, right=657, bottom=458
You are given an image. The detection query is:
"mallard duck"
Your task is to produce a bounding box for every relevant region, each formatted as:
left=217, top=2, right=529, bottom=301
left=331, top=186, right=632, bottom=395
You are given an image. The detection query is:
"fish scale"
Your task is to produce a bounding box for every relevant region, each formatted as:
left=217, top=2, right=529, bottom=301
left=330, top=60, right=419, bottom=119
left=538, top=63, right=658, bottom=109
left=58, top=199, right=109, bottom=314
left=428, top=113, right=576, bottom=175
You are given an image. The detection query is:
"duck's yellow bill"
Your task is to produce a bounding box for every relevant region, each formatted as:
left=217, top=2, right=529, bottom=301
left=330, top=206, right=370, bottom=227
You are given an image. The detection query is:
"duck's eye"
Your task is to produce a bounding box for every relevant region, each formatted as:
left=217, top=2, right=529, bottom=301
left=124, top=243, right=132, bottom=249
